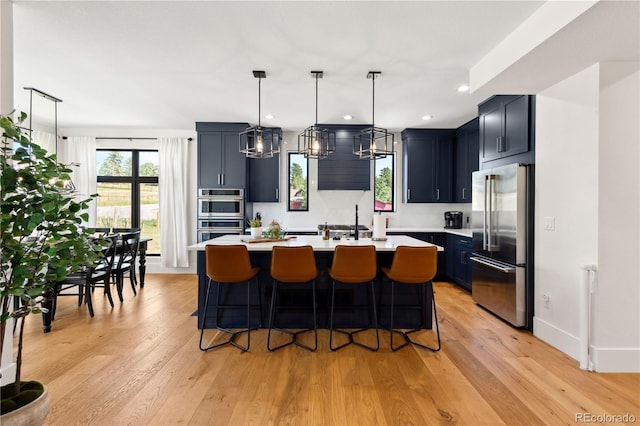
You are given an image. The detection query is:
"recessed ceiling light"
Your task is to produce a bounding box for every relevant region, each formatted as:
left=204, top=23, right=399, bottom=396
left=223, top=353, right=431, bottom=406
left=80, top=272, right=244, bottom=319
left=422, top=115, right=433, bottom=121
left=264, top=114, right=274, bottom=119
left=343, top=115, right=353, bottom=120
left=457, top=85, right=470, bottom=92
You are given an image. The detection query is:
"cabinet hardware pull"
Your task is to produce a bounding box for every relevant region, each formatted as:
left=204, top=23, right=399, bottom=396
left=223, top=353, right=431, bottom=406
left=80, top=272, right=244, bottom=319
left=221, top=174, right=224, bottom=186
left=407, top=189, right=411, bottom=200
left=275, top=188, right=279, bottom=200
left=436, top=188, right=440, bottom=200
left=496, top=136, right=501, bottom=153
left=462, top=187, right=466, bottom=200
left=217, top=174, right=221, bottom=185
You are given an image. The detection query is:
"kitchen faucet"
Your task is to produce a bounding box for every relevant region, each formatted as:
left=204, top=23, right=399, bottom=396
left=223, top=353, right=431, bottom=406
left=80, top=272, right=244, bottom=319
left=354, top=204, right=359, bottom=240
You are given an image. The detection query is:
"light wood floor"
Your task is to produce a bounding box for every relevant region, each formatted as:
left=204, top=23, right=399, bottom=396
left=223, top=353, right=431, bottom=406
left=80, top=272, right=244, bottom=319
left=19, top=274, right=639, bottom=425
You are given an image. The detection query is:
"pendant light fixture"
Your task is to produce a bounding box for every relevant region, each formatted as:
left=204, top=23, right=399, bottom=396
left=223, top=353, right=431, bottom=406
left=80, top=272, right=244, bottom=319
left=240, top=70, right=280, bottom=159
left=298, top=71, right=335, bottom=159
left=353, top=71, right=394, bottom=159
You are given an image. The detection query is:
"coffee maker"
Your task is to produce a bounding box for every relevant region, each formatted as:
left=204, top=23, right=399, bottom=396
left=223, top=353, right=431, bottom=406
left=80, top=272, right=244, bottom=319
left=444, top=211, right=463, bottom=229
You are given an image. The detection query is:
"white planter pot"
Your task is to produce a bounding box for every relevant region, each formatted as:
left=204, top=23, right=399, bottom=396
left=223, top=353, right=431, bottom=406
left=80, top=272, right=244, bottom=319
left=250, top=227, right=262, bottom=238
left=1, top=386, right=49, bottom=426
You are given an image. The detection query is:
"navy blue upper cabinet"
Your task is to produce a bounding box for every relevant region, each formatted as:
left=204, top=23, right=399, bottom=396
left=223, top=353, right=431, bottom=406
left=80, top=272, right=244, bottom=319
left=478, top=95, right=534, bottom=168
left=317, top=125, right=370, bottom=191
left=196, top=122, right=249, bottom=188
left=402, top=129, right=454, bottom=203
left=454, top=118, right=479, bottom=202
left=247, top=134, right=281, bottom=202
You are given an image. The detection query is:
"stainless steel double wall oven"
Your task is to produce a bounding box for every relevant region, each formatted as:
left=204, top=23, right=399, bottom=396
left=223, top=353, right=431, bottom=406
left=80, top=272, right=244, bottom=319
left=197, top=188, right=244, bottom=242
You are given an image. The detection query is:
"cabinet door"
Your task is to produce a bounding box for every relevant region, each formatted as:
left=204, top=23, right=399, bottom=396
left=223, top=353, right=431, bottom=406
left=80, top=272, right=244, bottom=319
left=403, top=137, right=435, bottom=202
left=503, top=95, right=529, bottom=157
left=198, top=132, right=224, bottom=187
left=455, top=119, right=479, bottom=202
left=453, top=237, right=472, bottom=290
left=248, top=154, right=280, bottom=202
left=434, top=132, right=454, bottom=202
left=479, top=102, right=503, bottom=162
left=221, top=132, right=246, bottom=188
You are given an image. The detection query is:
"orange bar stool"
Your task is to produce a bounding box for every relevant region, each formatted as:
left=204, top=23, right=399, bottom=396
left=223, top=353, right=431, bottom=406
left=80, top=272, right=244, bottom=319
left=381, top=245, right=440, bottom=352
left=328, top=245, right=379, bottom=351
left=199, top=245, right=261, bottom=352
left=268, top=245, right=319, bottom=352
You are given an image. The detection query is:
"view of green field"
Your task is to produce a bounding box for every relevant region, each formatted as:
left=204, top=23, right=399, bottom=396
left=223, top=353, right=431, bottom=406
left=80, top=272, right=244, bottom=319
left=96, top=182, right=160, bottom=253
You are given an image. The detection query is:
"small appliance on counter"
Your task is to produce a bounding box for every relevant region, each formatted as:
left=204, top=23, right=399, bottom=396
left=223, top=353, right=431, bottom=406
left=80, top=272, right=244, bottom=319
left=444, top=211, right=463, bottom=229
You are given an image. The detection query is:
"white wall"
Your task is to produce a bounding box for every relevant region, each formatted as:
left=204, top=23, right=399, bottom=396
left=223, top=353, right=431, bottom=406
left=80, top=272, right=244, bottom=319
left=594, top=62, right=640, bottom=371
left=534, top=62, right=640, bottom=372
left=534, top=64, right=600, bottom=359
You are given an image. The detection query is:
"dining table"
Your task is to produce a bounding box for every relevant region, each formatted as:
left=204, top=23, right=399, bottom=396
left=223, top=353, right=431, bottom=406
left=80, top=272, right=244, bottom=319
left=40, top=236, right=152, bottom=332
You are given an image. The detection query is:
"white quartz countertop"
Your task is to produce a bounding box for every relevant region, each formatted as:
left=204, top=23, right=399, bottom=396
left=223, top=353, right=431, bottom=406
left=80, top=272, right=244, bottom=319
left=187, top=234, right=444, bottom=252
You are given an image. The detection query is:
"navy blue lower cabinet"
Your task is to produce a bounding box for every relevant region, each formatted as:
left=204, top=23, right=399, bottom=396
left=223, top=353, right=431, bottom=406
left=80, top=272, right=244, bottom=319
left=445, top=234, right=472, bottom=291
left=196, top=250, right=433, bottom=330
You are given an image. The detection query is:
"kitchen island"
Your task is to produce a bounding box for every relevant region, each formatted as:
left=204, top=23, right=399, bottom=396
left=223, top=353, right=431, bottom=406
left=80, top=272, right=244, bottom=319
left=188, top=235, right=443, bottom=330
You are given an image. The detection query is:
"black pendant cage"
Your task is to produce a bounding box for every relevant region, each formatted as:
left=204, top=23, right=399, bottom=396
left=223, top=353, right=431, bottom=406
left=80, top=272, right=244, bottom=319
left=239, top=126, right=280, bottom=159
left=298, top=125, right=336, bottom=159
left=354, top=126, right=394, bottom=159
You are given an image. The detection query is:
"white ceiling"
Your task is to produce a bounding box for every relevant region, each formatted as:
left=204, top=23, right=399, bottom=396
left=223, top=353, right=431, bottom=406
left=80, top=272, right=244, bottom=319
left=9, top=1, right=637, bottom=134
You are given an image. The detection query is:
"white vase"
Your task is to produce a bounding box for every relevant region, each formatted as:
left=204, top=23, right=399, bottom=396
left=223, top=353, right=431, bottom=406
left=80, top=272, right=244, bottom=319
left=250, top=227, right=262, bottom=238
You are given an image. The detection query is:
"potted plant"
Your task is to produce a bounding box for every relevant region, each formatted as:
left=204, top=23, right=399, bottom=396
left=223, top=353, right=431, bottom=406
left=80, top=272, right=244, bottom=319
left=0, top=112, right=103, bottom=423
left=249, top=217, right=262, bottom=238
left=263, top=219, right=286, bottom=239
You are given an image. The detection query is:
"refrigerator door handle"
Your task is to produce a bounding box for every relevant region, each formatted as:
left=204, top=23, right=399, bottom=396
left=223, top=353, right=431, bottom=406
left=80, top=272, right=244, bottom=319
left=483, top=176, right=488, bottom=250
left=487, top=174, right=496, bottom=251
left=471, top=256, right=515, bottom=273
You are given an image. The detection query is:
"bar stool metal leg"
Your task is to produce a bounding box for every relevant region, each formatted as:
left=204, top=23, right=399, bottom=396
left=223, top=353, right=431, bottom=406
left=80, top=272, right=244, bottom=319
left=329, top=279, right=380, bottom=352
left=389, top=280, right=440, bottom=352
left=267, top=279, right=318, bottom=352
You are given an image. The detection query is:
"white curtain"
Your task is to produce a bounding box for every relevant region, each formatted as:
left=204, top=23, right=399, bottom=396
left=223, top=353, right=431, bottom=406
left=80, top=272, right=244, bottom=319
left=158, top=137, right=190, bottom=267
left=58, top=136, right=97, bottom=226
left=32, top=130, right=57, bottom=155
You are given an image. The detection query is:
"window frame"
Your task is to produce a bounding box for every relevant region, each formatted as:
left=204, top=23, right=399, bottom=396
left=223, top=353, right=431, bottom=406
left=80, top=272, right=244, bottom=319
left=287, top=152, right=309, bottom=212
left=96, top=148, right=159, bottom=254
left=373, top=153, right=395, bottom=212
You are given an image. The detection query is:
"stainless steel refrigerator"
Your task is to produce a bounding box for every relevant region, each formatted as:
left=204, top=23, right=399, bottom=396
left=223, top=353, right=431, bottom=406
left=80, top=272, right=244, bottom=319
left=471, top=163, right=530, bottom=327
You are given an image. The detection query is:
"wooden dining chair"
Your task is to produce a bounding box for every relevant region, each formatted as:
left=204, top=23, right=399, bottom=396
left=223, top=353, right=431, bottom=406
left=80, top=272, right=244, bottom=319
left=111, top=230, right=140, bottom=301
left=381, top=245, right=441, bottom=352
left=52, top=235, right=118, bottom=319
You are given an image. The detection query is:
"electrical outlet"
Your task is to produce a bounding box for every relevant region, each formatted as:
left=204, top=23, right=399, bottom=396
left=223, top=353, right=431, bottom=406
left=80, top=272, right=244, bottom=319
left=542, top=293, right=550, bottom=308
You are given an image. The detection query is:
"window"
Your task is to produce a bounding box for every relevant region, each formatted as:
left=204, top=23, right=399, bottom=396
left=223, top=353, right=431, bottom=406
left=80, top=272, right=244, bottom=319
left=96, top=150, right=160, bottom=254
left=374, top=154, right=394, bottom=211
left=288, top=153, right=308, bottom=211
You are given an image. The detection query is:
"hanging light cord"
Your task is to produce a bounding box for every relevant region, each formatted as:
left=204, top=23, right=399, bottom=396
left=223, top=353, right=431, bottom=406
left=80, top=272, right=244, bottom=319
left=371, top=73, right=376, bottom=128
left=315, top=73, right=319, bottom=125
left=257, top=76, right=262, bottom=128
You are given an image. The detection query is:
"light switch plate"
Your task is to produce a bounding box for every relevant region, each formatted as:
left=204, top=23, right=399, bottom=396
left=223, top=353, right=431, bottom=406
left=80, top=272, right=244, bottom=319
left=543, top=217, right=555, bottom=231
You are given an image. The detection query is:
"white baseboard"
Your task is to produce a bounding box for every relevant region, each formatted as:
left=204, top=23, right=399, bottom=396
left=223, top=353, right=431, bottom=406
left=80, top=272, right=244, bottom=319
left=0, top=362, right=16, bottom=386
left=534, top=317, right=640, bottom=372
left=533, top=316, right=580, bottom=360
left=592, top=347, right=640, bottom=372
